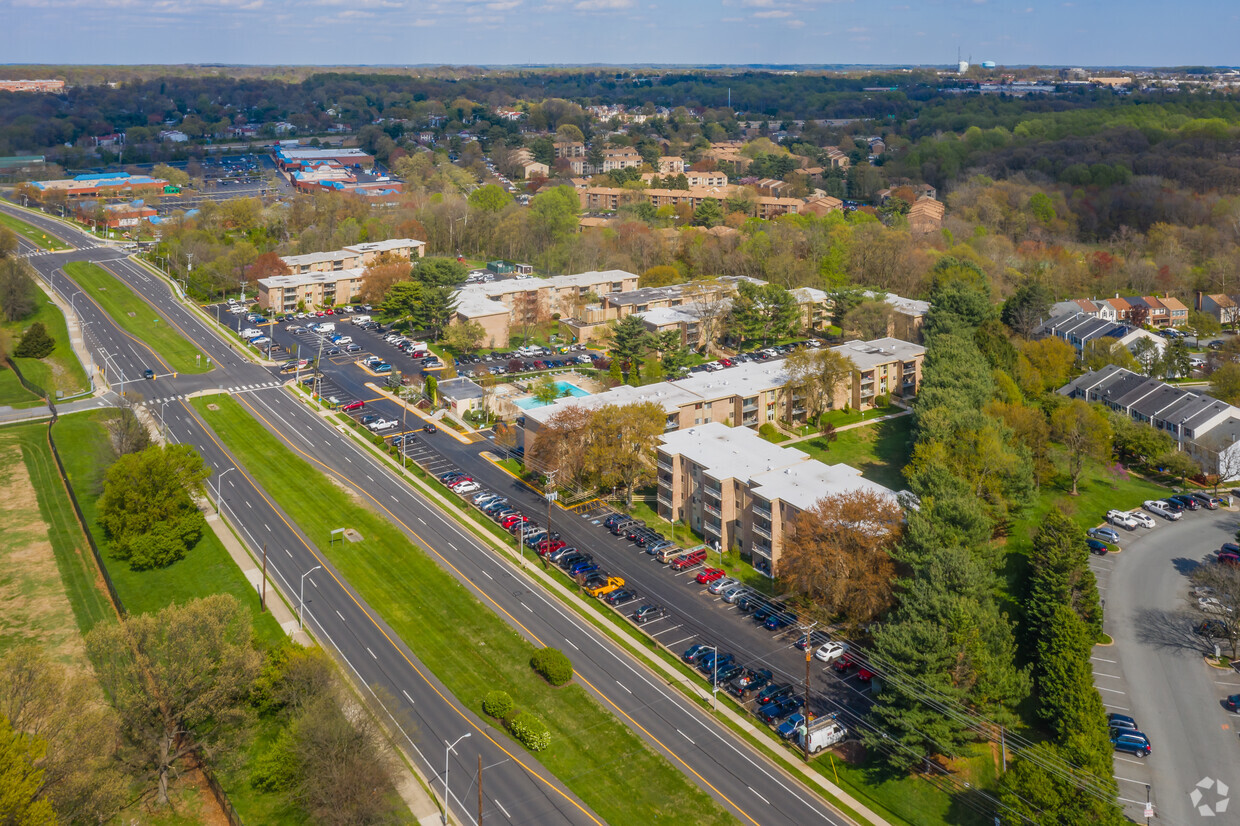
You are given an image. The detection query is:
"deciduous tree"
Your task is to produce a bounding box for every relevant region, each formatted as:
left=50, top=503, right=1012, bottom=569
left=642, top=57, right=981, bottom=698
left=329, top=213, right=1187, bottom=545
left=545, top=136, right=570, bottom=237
left=1050, top=400, right=1112, bottom=495
left=442, top=319, right=485, bottom=354
left=782, top=490, right=903, bottom=627
left=0, top=257, right=36, bottom=322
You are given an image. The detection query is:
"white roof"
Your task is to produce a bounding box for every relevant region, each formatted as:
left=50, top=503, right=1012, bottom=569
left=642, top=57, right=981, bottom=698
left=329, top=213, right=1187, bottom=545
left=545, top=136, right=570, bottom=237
left=523, top=381, right=700, bottom=426
left=281, top=249, right=353, bottom=267
left=453, top=291, right=509, bottom=319
left=673, top=359, right=791, bottom=400
left=830, top=337, right=924, bottom=370
left=346, top=238, right=424, bottom=254
left=658, top=423, right=802, bottom=481
left=466, top=269, right=637, bottom=300
left=870, top=291, right=930, bottom=317
left=750, top=460, right=896, bottom=511
left=637, top=307, right=697, bottom=327
left=258, top=268, right=365, bottom=289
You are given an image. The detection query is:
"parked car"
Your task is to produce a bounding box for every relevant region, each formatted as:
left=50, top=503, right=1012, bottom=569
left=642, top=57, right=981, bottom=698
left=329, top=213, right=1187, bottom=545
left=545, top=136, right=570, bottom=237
left=1198, top=596, right=1232, bottom=615
left=1226, top=694, right=1240, bottom=712
left=682, top=643, right=712, bottom=664
left=708, top=577, right=740, bottom=596
left=698, top=650, right=734, bottom=675
left=1169, top=494, right=1200, bottom=511
left=776, top=713, right=807, bottom=740
left=587, top=576, right=625, bottom=598
left=1086, top=538, right=1110, bottom=555
left=722, top=585, right=751, bottom=604
left=1110, top=730, right=1151, bottom=758
left=1106, top=509, right=1140, bottom=530
left=1108, top=713, right=1139, bottom=731
left=1143, top=500, right=1181, bottom=521
left=341, top=400, right=365, bottom=412
left=755, top=683, right=795, bottom=706
left=1127, top=510, right=1155, bottom=529
left=1196, top=619, right=1228, bottom=637
left=1190, top=492, right=1220, bottom=510
left=670, top=549, right=708, bottom=571
left=757, top=696, right=804, bottom=724
left=1087, top=526, right=1121, bottom=544
left=726, top=668, right=773, bottom=699
left=814, top=641, right=849, bottom=663
left=695, top=567, right=725, bottom=585
left=631, top=604, right=667, bottom=624
left=603, top=588, right=637, bottom=606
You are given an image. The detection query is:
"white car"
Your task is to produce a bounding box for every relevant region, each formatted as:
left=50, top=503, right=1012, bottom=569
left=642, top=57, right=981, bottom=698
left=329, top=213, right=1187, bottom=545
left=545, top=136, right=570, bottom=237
left=1198, top=596, right=1233, bottom=615
left=1127, top=510, right=1155, bottom=529
left=1106, top=509, right=1139, bottom=531
left=452, top=481, right=481, bottom=494
left=814, top=641, right=849, bottom=663
left=334, top=336, right=353, bottom=345
left=1143, top=500, right=1182, bottom=521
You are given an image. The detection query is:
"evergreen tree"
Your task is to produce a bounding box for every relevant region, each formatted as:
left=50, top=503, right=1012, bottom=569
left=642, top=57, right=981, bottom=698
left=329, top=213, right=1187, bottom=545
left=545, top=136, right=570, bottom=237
left=14, top=321, right=54, bottom=359
left=606, top=316, right=649, bottom=380
left=1026, top=510, right=1104, bottom=645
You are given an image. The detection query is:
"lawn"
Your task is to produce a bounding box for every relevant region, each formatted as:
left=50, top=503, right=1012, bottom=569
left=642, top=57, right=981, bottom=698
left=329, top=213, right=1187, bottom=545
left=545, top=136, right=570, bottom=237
left=0, top=364, right=43, bottom=407
left=193, top=393, right=739, bottom=826
left=793, top=416, right=915, bottom=491
left=0, top=210, right=70, bottom=250
left=0, top=282, right=91, bottom=398
left=63, top=262, right=213, bottom=375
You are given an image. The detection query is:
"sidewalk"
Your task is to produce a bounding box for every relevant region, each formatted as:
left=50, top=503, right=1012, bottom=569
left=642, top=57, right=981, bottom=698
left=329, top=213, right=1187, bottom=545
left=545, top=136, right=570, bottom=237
left=778, top=407, right=912, bottom=445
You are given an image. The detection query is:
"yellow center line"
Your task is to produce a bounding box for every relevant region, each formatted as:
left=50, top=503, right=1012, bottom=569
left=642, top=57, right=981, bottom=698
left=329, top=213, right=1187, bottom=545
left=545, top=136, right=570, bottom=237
left=183, top=396, right=606, bottom=826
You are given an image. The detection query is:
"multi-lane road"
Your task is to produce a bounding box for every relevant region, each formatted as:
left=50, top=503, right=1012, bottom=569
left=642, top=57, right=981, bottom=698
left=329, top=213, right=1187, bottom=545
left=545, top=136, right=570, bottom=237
left=4, top=201, right=860, bottom=826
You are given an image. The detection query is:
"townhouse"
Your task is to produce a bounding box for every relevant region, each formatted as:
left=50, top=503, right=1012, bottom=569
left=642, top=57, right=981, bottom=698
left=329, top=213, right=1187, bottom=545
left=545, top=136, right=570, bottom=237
left=1037, top=312, right=1131, bottom=353
left=655, top=422, right=898, bottom=575
left=1196, top=292, right=1240, bottom=326
left=1060, top=365, right=1240, bottom=478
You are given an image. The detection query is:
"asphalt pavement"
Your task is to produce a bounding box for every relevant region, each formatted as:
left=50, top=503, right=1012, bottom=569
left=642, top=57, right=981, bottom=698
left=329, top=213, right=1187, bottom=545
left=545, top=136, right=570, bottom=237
left=3, top=200, right=863, bottom=826
left=1091, top=503, right=1240, bottom=824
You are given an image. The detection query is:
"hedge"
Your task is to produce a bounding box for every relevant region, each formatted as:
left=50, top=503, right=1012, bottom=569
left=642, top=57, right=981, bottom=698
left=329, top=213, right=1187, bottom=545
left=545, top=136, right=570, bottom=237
left=482, top=690, right=514, bottom=719
left=508, top=711, right=551, bottom=752
left=530, top=647, right=573, bottom=686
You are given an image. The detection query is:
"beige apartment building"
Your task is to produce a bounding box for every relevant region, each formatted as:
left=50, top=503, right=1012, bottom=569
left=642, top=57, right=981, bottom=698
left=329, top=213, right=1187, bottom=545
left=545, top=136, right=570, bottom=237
left=656, top=423, right=897, bottom=575
left=832, top=337, right=926, bottom=408
left=280, top=238, right=426, bottom=274
left=257, top=269, right=366, bottom=312
left=451, top=269, right=640, bottom=348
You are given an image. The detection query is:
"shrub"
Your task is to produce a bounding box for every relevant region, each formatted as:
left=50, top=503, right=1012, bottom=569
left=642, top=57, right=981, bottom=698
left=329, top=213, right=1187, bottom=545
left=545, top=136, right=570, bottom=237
left=758, top=422, right=779, bottom=440
left=14, top=321, right=55, bottom=358
left=482, top=690, right=514, bottom=719
left=529, top=647, right=573, bottom=686
left=507, top=711, right=551, bottom=751
left=874, top=393, right=890, bottom=409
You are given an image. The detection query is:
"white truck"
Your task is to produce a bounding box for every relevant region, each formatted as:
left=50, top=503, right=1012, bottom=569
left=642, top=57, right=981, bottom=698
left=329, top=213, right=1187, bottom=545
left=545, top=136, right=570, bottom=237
left=351, top=314, right=372, bottom=325
left=314, top=322, right=336, bottom=333
left=797, top=718, right=847, bottom=755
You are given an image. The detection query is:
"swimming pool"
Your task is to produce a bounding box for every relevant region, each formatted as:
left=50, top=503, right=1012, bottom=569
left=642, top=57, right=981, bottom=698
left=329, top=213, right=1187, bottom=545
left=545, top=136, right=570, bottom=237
left=513, top=381, right=591, bottom=410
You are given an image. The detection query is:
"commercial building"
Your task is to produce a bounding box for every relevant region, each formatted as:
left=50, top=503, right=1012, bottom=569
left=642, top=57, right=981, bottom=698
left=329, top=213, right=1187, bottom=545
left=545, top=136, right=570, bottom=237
left=32, top=172, right=170, bottom=199
left=655, top=423, right=897, bottom=575
left=272, top=146, right=374, bottom=172
left=280, top=239, right=425, bottom=274
left=0, top=79, right=65, bottom=93
left=1060, top=365, right=1240, bottom=478
left=257, top=269, right=366, bottom=312
left=74, top=199, right=157, bottom=229
left=450, top=270, right=639, bottom=347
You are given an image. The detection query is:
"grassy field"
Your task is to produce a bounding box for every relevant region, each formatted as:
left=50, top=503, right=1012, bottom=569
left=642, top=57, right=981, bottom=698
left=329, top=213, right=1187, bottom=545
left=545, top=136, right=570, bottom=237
left=0, top=282, right=91, bottom=399
left=63, top=262, right=212, bottom=375
left=193, top=393, right=740, bottom=826
left=0, top=210, right=70, bottom=250
left=0, top=364, right=43, bottom=407
left=793, top=415, right=915, bottom=490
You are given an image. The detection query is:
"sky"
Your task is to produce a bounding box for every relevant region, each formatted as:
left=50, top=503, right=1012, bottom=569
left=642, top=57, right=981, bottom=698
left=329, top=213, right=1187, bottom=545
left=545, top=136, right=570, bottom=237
left=1, top=0, right=1236, bottom=68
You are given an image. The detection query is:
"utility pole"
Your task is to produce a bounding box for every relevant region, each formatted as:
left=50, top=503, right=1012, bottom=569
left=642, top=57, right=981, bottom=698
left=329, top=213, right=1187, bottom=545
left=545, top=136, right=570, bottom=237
left=544, top=469, right=558, bottom=562
left=260, top=543, right=268, bottom=612
left=477, top=754, right=483, bottom=826
left=798, top=621, right=817, bottom=761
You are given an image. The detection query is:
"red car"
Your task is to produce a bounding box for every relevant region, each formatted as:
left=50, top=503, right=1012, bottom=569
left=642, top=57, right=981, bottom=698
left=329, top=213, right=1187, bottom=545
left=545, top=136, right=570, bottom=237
left=1219, top=552, right=1240, bottom=565
left=720, top=358, right=733, bottom=367
left=500, top=514, right=524, bottom=528
left=324, top=308, right=334, bottom=315
left=695, top=567, right=725, bottom=584
left=341, top=400, right=365, bottom=412
left=538, top=539, right=566, bottom=555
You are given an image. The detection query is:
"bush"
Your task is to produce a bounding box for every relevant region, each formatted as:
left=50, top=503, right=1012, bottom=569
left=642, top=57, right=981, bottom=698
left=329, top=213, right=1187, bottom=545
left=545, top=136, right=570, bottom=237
left=482, top=690, right=514, bottom=719
left=758, top=422, right=779, bottom=441
left=507, top=711, right=551, bottom=752
left=530, top=647, right=573, bottom=686
left=874, top=393, right=890, bottom=409
left=14, top=321, right=55, bottom=358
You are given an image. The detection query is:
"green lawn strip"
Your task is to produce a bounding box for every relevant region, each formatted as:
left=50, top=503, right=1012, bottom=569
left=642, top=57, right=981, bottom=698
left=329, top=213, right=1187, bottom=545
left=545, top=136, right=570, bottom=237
left=0, top=282, right=91, bottom=398
left=331, top=415, right=949, bottom=826
left=0, top=365, right=43, bottom=407
left=3, top=421, right=115, bottom=636
left=193, top=393, right=739, bottom=826
left=0, top=210, right=70, bottom=250
left=62, top=262, right=212, bottom=375
left=792, top=416, right=915, bottom=491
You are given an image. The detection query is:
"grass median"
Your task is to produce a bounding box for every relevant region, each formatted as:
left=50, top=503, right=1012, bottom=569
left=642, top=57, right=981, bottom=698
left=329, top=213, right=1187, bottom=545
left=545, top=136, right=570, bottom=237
left=0, top=282, right=91, bottom=398
left=193, top=393, right=739, bottom=826
left=63, top=262, right=212, bottom=375
left=0, top=210, right=70, bottom=250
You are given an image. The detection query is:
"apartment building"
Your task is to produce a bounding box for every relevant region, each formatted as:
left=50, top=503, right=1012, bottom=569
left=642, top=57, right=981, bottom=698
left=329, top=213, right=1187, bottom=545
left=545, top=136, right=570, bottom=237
left=640, top=171, right=730, bottom=188
left=656, top=423, right=897, bottom=575
left=257, top=269, right=365, bottom=312
left=1060, top=365, right=1240, bottom=477
left=553, top=141, right=586, bottom=159
left=280, top=238, right=426, bottom=274
left=451, top=269, right=640, bottom=347
left=602, top=148, right=643, bottom=172
left=657, top=156, right=685, bottom=174
left=832, top=337, right=926, bottom=409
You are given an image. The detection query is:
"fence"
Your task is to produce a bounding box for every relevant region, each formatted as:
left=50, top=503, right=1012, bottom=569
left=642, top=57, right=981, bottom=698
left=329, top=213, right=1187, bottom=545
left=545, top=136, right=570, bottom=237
left=5, top=356, right=54, bottom=415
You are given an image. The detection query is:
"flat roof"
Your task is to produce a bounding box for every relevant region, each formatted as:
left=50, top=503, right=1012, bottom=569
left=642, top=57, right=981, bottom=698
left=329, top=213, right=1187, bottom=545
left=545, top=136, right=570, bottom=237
left=453, top=291, right=509, bottom=319
left=438, top=377, right=485, bottom=400
left=672, top=359, right=791, bottom=400
left=637, top=307, right=697, bottom=327
left=258, top=268, right=364, bottom=289
left=830, top=337, right=925, bottom=370
left=523, top=381, right=700, bottom=425
left=750, top=460, right=896, bottom=511
left=658, top=423, right=803, bottom=482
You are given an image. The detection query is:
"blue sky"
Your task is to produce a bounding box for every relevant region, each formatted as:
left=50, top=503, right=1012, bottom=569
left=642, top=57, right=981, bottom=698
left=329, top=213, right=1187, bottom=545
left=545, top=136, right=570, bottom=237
left=1, top=0, right=1235, bottom=67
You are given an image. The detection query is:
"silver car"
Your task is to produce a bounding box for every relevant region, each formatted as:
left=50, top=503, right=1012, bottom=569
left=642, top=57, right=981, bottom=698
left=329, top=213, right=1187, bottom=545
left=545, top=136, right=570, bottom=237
left=708, top=576, right=740, bottom=596
left=722, top=585, right=751, bottom=604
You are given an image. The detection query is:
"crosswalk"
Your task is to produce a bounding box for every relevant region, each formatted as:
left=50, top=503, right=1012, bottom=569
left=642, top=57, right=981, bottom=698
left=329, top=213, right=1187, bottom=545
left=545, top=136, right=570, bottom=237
left=21, top=243, right=107, bottom=258
left=137, top=380, right=282, bottom=407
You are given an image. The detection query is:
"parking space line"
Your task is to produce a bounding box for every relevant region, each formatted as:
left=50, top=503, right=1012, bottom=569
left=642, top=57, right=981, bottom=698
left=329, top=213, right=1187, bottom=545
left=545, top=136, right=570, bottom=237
left=1103, top=701, right=1130, bottom=711
left=1117, top=796, right=1146, bottom=805
left=668, top=635, right=696, bottom=647
left=1097, top=686, right=1126, bottom=694
left=1093, top=672, right=1124, bottom=679
left=1114, top=757, right=1144, bottom=766
left=1091, top=656, right=1118, bottom=663
left=650, top=625, right=682, bottom=637
left=1114, top=776, right=1149, bottom=786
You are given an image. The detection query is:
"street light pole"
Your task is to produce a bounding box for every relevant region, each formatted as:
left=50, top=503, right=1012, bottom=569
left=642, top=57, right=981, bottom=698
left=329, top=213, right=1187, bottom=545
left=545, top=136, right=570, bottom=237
left=443, top=732, right=472, bottom=826
left=703, top=644, right=718, bottom=710
left=213, top=467, right=236, bottom=514
left=299, top=565, right=322, bottom=630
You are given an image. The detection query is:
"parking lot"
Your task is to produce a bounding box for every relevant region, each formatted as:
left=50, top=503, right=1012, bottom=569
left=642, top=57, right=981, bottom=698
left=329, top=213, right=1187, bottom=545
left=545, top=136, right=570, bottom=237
left=1088, top=498, right=1240, bottom=823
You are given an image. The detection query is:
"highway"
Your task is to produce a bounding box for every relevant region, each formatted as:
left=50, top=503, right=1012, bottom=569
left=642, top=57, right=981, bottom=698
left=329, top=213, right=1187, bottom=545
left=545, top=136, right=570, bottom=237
left=4, top=201, right=859, bottom=826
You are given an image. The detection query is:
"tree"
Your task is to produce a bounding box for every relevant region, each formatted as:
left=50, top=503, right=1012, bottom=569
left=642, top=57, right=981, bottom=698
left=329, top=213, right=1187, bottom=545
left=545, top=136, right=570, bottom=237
left=1050, top=400, right=1113, bottom=495
left=605, top=315, right=650, bottom=380
left=442, top=319, right=485, bottom=354
left=1082, top=338, right=1141, bottom=372
left=1001, top=283, right=1053, bottom=338
left=244, top=251, right=290, bottom=283
left=97, top=444, right=210, bottom=570
left=529, top=404, right=594, bottom=487
left=358, top=259, right=411, bottom=304
left=729, top=281, right=799, bottom=345
left=784, top=347, right=856, bottom=419
left=106, top=404, right=150, bottom=457
left=0, top=646, right=127, bottom=823
left=555, top=124, right=585, bottom=144
left=14, top=322, right=54, bottom=359
left=583, top=402, right=665, bottom=505
left=0, top=716, right=56, bottom=826
left=1189, top=562, right=1240, bottom=658
left=1159, top=449, right=1201, bottom=485
left=467, top=184, right=513, bottom=213
left=639, top=265, right=681, bottom=288
left=86, top=595, right=261, bottom=807
left=0, top=227, right=17, bottom=259
left=840, top=300, right=894, bottom=340
left=1026, top=511, right=1104, bottom=648
left=531, top=373, right=561, bottom=405
left=528, top=186, right=581, bottom=252
left=1016, top=337, right=1076, bottom=395
left=692, top=198, right=723, bottom=228
left=413, top=257, right=467, bottom=289
left=1188, top=309, right=1222, bottom=341
left=0, top=258, right=36, bottom=323
left=653, top=329, right=692, bottom=375
left=1036, top=605, right=1109, bottom=744
left=782, top=490, right=903, bottom=627
left=1125, top=304, right=1149, bottom=328
left=1211, top=361, right=1240, bottom=405
left=151, top=163, right=191, bottom=188
left=1109, top=411, right=1173, bottom=468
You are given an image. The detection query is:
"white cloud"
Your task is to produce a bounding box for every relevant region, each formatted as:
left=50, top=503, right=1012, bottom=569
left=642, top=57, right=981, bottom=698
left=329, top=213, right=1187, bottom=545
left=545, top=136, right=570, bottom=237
left=487, top=0, right=521, bottom=8
left=573, top=0, right=632, bottom=8
left=754, top=9, right=792, bottom=17
left=786, top=18, right=804, bottom=27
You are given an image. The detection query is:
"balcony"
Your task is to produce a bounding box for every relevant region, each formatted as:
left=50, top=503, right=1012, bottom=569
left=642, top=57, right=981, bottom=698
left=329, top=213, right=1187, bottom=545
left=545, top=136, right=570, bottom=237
left=742, top=414, right=758, bottom=426
left=742, top=400, right=759, bottom=412
left=657, top=457, right=673, bottom=472
left=703, top=481, right=722, bottom=498
left=703, top=518, right=721, bottom=537
left=752, top=501, right=771, bottom=520
left=704, top=501, right=722, bottom=517
left=751, top=522, right=772, bottom=540
left=657, top=491, right=673, bottom=507
left=860, top=389, right=875, bottom=399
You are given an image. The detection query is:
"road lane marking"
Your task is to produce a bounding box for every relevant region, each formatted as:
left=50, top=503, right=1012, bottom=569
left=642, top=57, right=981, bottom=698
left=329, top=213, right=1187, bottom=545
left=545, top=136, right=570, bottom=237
left=616, top=681, right=631, bottom=693
left=367, top=647, right=377, bottom=660
left=520, top=602, right=531, bottom=612
left=481, top=571, right=493, bottom=580
left=493, top=800, right=510, bottom=819
left=401, top=689, right=415, bottom=705
left=747, top=787, right=769, bottom=805
left=336, top=610, right=345, bottom=621
left=677, top=729, right=695, bottom=745
left=564, top=639, right=578, bottom=650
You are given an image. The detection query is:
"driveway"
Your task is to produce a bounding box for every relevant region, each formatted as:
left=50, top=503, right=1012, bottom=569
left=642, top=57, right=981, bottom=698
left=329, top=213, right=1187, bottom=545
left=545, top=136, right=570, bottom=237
left=1094, top=504, right=1240, bottom=823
